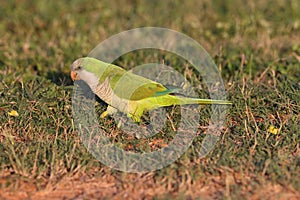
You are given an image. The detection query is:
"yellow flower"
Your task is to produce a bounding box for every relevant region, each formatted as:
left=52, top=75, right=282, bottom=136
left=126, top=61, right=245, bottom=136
left=268, top=125, right=279, bottom=135
left=8, top=110, right=19, bottom=117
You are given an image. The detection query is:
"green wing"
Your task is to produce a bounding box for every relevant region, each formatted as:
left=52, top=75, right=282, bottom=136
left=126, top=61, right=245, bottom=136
left=108, top=68, right=173, bottom=101
left=82, top=57, right=173, bottom=100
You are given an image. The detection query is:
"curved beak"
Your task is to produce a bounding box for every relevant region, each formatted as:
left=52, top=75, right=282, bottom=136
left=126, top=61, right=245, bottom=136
left=71, top=71, right=79, bottom=81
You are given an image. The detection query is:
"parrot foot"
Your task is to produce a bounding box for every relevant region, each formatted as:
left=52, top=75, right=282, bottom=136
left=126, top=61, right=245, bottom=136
left=100, top=111, right=108, bottom=118
left=100, top=106, right=118, bottom=118
left=127, top=113, right=141, bottom=123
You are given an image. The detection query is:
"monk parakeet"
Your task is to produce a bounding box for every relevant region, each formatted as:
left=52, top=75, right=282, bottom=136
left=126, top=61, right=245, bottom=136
left=71, top=57, right=231, bottom=122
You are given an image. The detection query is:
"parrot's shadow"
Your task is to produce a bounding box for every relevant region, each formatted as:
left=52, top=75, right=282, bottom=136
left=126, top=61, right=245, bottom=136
left=47, top=71, right=106, bottom=106
left=47, top=71, right=73, bottom=86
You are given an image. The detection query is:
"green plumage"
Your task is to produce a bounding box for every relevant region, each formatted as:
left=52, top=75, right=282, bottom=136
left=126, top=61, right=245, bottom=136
left=71, top=57, right=231, bottom=122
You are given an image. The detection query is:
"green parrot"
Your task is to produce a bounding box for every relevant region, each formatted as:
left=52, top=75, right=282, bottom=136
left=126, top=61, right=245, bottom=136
left=71, top=57, right=231, bottom=122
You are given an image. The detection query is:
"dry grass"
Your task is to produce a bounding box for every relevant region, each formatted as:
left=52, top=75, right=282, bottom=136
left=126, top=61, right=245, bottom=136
left=0, top=0, right=299, bottom=199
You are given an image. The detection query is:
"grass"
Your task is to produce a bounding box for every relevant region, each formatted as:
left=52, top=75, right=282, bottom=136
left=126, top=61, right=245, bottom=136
left=0, top=0, right=299, bottom=199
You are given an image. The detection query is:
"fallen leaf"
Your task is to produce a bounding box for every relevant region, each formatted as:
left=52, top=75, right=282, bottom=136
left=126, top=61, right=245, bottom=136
left=8, top=110, right=19, bottom=117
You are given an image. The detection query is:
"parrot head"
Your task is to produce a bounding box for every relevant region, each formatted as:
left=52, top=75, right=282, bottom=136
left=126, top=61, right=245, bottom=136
left=70, top=58, right=83, bottom=81
left=70, top=57, right=101, bottom=89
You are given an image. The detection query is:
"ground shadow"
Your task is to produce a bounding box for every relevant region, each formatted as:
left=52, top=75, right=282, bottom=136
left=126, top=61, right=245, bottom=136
left=46, top=70, right=74, bottom=86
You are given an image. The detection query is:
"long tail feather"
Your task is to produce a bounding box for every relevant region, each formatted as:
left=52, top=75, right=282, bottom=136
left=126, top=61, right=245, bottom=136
left=146, top=95, right=232, bottom=111
left=175, top=96, right=232, bottom=105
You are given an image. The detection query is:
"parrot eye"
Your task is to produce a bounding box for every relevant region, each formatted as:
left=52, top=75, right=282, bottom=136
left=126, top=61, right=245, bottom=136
left=77, top=66, right=82, bottom=70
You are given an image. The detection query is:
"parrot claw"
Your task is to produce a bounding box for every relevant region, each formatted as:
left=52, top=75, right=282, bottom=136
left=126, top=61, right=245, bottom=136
left=100, top=111, right=108, bottom=118
left=127, top=113, right=141, bottom=123
left=100, top=106, right=118, bottom=118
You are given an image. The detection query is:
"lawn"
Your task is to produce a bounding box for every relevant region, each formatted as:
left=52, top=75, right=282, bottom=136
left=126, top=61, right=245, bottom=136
left=0, top=0, right=299, bottom=199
